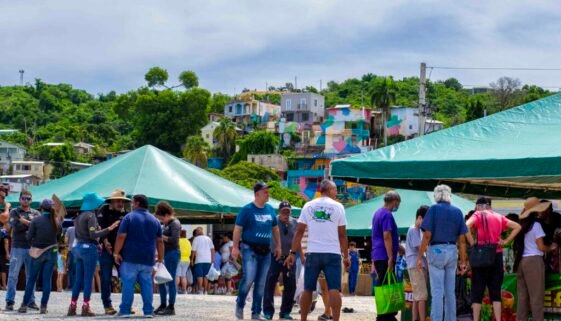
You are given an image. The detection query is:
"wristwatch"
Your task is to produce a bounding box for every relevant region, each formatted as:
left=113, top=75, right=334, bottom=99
left=289, top=250, right=297, bottom=256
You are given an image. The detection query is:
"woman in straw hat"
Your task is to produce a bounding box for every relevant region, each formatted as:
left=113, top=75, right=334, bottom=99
left=513, top=199, right=556, bottom=321
left=67, top=193, right=120, bottom=317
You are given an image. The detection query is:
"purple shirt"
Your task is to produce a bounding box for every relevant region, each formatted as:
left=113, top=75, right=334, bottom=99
left=371, top=207, right=399, bottom=261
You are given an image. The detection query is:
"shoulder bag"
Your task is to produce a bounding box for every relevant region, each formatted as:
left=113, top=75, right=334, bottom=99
left=468, top=211, right=497, bottom=268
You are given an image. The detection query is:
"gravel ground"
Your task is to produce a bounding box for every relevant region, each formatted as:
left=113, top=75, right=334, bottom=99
left=0, top=290, right=382, bottom=320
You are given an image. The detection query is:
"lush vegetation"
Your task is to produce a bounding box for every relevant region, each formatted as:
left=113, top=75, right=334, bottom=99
left=209, top=161, right=305, bottom=207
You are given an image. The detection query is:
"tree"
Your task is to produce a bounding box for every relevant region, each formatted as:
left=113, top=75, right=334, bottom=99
left=490, top=77, right=522, bottom=111
left=369, top=77, right=398, bottom=119
left=179, top=71, right=199, bottom=89
left=208, top=92, right=231, bottom=113
left=466, top=97, right=485, bottom=121
left=213, top=118, right=237, bottom=162
left=443, top=78, right=463, bottom=91
left=133, top=88, right=210, bottom=154
left=229, top=131, right=279, bottom=165
left=145, top=67, right=169, bottom=88
left=183, top=135, right=210, bottom=168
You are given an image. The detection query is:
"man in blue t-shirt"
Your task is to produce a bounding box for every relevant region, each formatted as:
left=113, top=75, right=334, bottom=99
left=232, top=182, right=281, bottom=320
left=417, top=185, right=469, bottom=321
left=113, top=194, right=163, bottom=317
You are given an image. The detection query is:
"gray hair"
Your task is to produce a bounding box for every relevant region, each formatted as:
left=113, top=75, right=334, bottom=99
left=434, top=184, right=452, bottom=203
left=319, top=179, right=336, bottom=194
left=383, top=191, right=401, bottom=203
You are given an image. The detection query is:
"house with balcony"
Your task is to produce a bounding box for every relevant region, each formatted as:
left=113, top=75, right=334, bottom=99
left=0, top=141, right=26, bottom=176
left=323, top=105, right=374, bottom=155
left=280, top=93, right=325, bottom=131
left=224, top=98, right=280, bottom=129
left=286, top=157, right=329, bottom=200
left=247, top=154, right=288, bottom=177
left=0, top=174, right=42, bottom=193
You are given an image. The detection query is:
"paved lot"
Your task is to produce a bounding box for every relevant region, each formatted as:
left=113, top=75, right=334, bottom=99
left=0, top=291, right=379, bottom=320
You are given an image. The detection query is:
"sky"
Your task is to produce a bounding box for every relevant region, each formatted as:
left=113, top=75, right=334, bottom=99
left=1, top=0, right=561, bottom=95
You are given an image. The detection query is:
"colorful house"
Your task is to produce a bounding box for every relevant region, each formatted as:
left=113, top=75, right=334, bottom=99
left=323, top=105, right=373, bottom=155
left=224, top=98, right=280, bottom=129
left=388, top=107, right=444, bottom=138
left=286, top=157, right=329, bottom=200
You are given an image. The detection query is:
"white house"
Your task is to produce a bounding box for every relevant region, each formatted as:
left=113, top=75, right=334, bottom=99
left=388, top=107, right=443, bottom=138
left=201, top=122, right=220, bottom=146
left=0, top=141, right=26, bottom=176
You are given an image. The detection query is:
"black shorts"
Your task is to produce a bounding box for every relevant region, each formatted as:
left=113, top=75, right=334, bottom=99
left=0, top=256, right=8, bottom=273
left=470, top=252, right=504, bottom=304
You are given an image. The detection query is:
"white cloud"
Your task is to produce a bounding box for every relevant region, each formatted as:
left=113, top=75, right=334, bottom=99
left=1, top=0, right=560, bottom=94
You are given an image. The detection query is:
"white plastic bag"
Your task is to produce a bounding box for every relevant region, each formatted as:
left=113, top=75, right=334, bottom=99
left=186, top=267, right=194, bottom=285
left=154, top=262, right=173, bottom=284
left=221, top=262, right=239, bottom=279
left=206, top=265, right=221, bottom=281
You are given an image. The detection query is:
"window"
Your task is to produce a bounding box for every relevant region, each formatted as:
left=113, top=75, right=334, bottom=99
left=206, top=134, right=210, bottom=139
left=286, top=99, right=292, bottom=111
left=314, top=99, right=318, bottom=107
left=286, top=113, right=294, bottom=121
left=34, top=165, right=39, bottom=171
left=302, top=112, right=309, bottom=122
left=300, top=98, right=307, bottom=108
left=229, top=106, right=232, bottom=113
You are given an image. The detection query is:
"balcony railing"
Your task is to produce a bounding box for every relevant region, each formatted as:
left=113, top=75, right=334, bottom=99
left=286, top=169, right=325, bottom=178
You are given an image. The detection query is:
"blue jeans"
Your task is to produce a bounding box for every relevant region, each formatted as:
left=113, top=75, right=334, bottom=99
left=427, top=244, right=458, bottom=321
left=67, top=250, right=76, bottom=289
left=71, top=243, right=99, bottom=301
left=119, top=262, right=154, bottom=316
left=348, top=269, right=358, bottom=294
left=100, top=250, right=116, bottom=308
left=159, top=249, right=180, bottom=306
left=23, top=250, right=56, bottom=306
left=6, top=247, right=35, bottom=305
left=236, top=243, right=272, bottom=316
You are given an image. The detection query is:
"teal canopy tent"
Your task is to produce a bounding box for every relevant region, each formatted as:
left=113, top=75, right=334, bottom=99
left=346, top=189, right=475, bottom=237
left=331, top=94, right=561, bottom=198
left=7, top=145, right=296, bottom=219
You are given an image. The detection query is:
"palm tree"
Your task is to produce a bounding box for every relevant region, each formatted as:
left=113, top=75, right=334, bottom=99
left=369, top=76, right=398, bottom=120
left=213, top=118, right=237, bottom=162
left=370, top=77, right=398, bottom=146
left=183, top=136, right=210, bottom=168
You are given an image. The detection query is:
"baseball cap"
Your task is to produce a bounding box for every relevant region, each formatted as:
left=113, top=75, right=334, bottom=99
left=41, top=199, right=54, bottom=211
left=253, top=182, right=269, bottom=193
left=278, top=201, right=291, bottom=211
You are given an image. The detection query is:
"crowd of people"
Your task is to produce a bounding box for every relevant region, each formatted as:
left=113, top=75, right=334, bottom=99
left=0, top=182, right=559, bottom=321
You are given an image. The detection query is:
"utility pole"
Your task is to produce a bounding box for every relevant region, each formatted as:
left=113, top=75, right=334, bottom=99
left=294, top=76, right=298, bottom=91
left=19, top=70, right=24, bottom=86
left=418, top=62, right=427, bottom=136
left=320, top=80, right=323, bottom=91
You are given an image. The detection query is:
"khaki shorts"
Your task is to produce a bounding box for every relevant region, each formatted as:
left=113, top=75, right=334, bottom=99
left=408, top=268, right=428, bottom=301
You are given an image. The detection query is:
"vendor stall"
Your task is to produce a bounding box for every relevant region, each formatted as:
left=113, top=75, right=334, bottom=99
left=331, top=94, right=561, bottom=320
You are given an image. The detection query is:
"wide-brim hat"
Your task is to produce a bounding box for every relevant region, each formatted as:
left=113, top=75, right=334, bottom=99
left=80, top=192, right=106, bottom=211
left=520, top=199, right=552, bottom=219
left=105, top=188, right=131, bottom=203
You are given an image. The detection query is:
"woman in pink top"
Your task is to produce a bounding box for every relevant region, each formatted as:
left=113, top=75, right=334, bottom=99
left=466, top=197, right=521, bottom=321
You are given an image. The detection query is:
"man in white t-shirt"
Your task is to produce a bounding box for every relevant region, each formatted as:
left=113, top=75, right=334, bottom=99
left=287, top=179, right=350, bottom=321
left=191, top=227, right=215, bottom=294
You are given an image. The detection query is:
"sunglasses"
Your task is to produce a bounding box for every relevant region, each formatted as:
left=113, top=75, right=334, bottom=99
left=20, top=196, right=32, bottom=201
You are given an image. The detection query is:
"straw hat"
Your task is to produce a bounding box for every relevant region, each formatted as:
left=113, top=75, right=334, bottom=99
left=105, top=188, right=131, bottom=203
left=520, top=197, right=552, bottom=219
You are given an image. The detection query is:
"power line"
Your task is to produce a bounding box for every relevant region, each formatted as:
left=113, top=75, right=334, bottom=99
left=428, top=66, right=561, bottom=71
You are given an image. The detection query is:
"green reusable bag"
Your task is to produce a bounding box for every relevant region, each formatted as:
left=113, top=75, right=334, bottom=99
left=374, top=271, right=405, bottom=314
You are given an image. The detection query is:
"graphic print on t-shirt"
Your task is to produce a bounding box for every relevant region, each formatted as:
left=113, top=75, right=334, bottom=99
left=312, top=205, right=334, bottom=222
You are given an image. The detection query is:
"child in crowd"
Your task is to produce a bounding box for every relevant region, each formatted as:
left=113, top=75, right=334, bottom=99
left=395, top=245, right=407, bottom=282
left=405, top=205, right=429, bottom=321
left=348, top=241, right=360, bottom=296
left=57, top=246, right=66, bottom=292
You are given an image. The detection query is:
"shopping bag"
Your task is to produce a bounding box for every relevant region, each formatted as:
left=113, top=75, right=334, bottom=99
left=186, top=267, right=194, bottom=285
left=374, top=271, right=405, bottom=314
left=221, top=261, right=239, bottom=279
left=154, top=262, right=173, bottom=284
left=207, top=265, right=221, bottom=281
